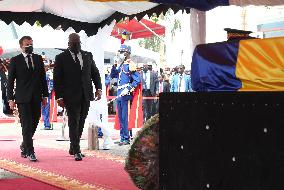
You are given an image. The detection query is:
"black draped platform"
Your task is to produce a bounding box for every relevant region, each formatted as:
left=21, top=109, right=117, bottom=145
left=159, top=92, right=284, bottom=190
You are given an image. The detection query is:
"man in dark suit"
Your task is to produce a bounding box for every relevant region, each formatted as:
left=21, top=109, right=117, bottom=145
left=141, top=63, right=157, bottom=121
left=54, top=33, right=102, bottom=161
left=154, top=74, right=170, bottom=112
left=7, top=36, right=48, bottom=162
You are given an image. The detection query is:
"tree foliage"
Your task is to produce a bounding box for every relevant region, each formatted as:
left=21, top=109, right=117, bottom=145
left=138, top=35, right=161, bottom=53
left=138, top=9, right=182, bottom=53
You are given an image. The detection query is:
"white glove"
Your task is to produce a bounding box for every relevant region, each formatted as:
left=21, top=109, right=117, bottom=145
left=120, top=88, right=129, bottom=96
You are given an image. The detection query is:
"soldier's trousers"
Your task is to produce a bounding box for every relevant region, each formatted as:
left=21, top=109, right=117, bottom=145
left=41, top=96, right=51, bottom=128
left=117, top=98, right=130, bottom=142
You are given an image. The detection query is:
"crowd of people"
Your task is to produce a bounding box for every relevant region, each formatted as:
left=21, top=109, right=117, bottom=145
left=0, top=58, right=12, bottom=115
left=106, top=62, right=193, bottom=122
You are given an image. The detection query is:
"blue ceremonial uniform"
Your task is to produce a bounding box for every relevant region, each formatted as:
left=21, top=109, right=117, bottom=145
left=111, top=58, right=141, bottom=143
left=42, top=70, right=53, bottom=129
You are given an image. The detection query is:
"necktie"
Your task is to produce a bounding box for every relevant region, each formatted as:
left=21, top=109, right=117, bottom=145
left=27, top=54, right=33, bottom=71
left=178, top=75, right=183, bottom=92
left=74, top=53, right=81, bottom=70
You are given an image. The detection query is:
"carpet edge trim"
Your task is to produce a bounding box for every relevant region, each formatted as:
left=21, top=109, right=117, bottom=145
left=0, top=158, right=109, bottom=190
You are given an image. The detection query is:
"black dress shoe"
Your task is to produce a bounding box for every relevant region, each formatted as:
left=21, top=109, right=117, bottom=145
left=21, top=151, right=27, bottom=158
left=44, top=127, right=53, bottom=130
left=27, top=153, right=37, bottom=162
left=74, top=153, right=82, bottom=161
left=20, top=144, right=24, bottom=151
left=69, top=149, right=85, bottom=157
left=20, top=144, right=27, bottom=158
left=69, top=149, right=74, bottom=155
left=118, top=141, right=130, bottom=146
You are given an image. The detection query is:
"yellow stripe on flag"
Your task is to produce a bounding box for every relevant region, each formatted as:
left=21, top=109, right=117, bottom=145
left=236, top=37, right=284, bottom=91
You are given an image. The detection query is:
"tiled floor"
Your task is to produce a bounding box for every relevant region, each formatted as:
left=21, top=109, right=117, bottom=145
left=0, top=121, right=141, bottom=158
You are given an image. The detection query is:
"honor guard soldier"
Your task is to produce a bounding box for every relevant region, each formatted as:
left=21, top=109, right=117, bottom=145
left=42, top=62, right=53, bottom=130
left=110, top=44, right=141, bottom=145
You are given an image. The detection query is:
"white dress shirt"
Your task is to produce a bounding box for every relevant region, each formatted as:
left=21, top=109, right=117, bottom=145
left=22, top=52, right=34, bottom=69
left=178, top=73, right=186, bottom=92
left=143, top=70, right=151, bottom=90
left=69, top=50, right=83, bottom=70
left=159, top=82, right=164, bottom=93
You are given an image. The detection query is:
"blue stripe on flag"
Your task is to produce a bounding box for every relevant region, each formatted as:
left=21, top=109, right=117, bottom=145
left=191, top=41, right=242, bottom=91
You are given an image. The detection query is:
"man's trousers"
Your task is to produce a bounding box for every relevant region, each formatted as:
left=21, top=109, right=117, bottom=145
left=65, top=99, right=90, bottom=154
left=17, top=98, right=41, bottom=155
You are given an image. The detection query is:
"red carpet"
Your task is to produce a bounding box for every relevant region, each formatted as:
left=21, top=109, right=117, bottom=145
left=0, top=140, right=138, bottom=190
left=0, top=178, right=63, bottom=190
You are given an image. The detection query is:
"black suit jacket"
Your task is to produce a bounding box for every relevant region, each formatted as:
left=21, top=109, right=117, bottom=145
left=141, top=70, right=157, bottom=96
left=0, top=70, right=7, bottom=98
left=7, top=53, right=48, bottom=103
left=154, top=81, right=170, bottom=95
left=53, top=50, right=102, bottom=103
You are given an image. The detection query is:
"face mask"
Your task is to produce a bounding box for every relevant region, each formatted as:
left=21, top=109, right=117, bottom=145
left=143, top=67, right=148, bottom=72
left=24, top=45, right=33, bottom=54
left=119, top=53, right=125, bottom=61
left=113, top=56, right=119, bottom=63
left=70, top=43, right=81, bottom=54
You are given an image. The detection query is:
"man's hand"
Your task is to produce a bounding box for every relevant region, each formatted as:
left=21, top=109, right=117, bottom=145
left=42, top=98, right=48, bottom=106
left=57, top=99, right=65, bottom=108
left=9, top=100, right=16, bottom=110
left=95, top=89, right=102, bottom=101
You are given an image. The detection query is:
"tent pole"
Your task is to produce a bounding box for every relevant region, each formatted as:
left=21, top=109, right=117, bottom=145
left=10, top=22, right=18, bottom=39
left=138, top=20, right=165, bottom=42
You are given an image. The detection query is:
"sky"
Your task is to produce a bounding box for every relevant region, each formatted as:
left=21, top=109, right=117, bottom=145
left=206, top=5, right=284, bottom=43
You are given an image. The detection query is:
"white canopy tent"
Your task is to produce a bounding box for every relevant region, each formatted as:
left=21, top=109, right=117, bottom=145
left=1, top=0, right=284, bottom=147
left=0, top=1, right=157, bottom=23
left=0, top=0, right=189, bottom=37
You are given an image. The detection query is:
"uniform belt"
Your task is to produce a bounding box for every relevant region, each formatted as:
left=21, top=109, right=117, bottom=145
left=117, top=84, right=130, bottom=90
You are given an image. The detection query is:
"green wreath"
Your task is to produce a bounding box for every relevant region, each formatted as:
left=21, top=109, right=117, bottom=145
left=125, top=114, right=159, bottom=190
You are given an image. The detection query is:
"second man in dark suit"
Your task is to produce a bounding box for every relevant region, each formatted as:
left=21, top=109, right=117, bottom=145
left=141, top=63, right=157, bottom=122
left=54, top=33, right=102, bottom=161
left=154, top=74, right=170, bottom=112
left=7, top=36, right=49, bottom=162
